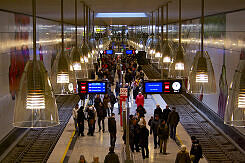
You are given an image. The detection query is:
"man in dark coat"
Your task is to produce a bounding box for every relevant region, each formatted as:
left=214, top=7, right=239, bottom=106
left=109, top=91, right=117, bottom=115
left=77, top=106, right=85, bottom=136
left=104, top=146, right=120, bottom=163
left=151, top=115, right=161, bottom=149
left=96, top=102, right=106, bottom=132
left=158, top=120, right=169, bottom=154
left=108, top=113, right=117, bottom=147
left=136, top=105, right=146, bottom=118
left=168, top=107, right=180, bottom=141
left=139, top=124, right=149, bottom=159
left=154, top=104, right=163, bottom=120
left=190, top=136, right=203, bottom=163
left=94, top=94, right=102, bottom=109
left=86, top=106, right=96, bottom=136
left=162, top=105, right=171, bottom=123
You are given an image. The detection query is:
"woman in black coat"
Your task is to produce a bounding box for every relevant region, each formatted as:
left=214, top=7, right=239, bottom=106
left=138, top=125, right=149, bottom=159
left=77, top=107, right=85, bottom=136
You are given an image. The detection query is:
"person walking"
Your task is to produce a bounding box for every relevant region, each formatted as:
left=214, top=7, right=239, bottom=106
left=108, top=113, right=117, bottom=147
left=154, top=104, right=163, bottom=120
left=109, top=91, right=117, bottom=115
left=175, top=145, right=191, bottom=163
left=136, top=105, right=146, bottom=118
left=162, top=105, right=171, bottom=123
left=135, top=92, right=144, bottom=107
left=138, top=122, right=149, bottom=159
left=72, top=104, right=79, bottom=131
left=168, top=107, right=180, bottom=141
left=103, top=94, right=111, bottom=117
left=104, top=146, right=120, bottom=163
left=77, top=106, right=85, bottom=136
left=158, top=120, right=169, bottom=154
left=94, top=94, right=102, bottom=109
left=151, top=115, right=161, bottom=149
left=190, top=136, right=203, bottom=163
left=96, top=102, right=106, bottom=132
left=86, top=106, right=96, bottom=136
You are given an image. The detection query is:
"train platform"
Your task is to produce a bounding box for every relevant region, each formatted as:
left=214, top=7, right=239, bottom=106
left=48, top=93, right=208, bottom=163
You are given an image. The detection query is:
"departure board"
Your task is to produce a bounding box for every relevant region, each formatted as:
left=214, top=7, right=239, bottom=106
left=77, top=80, right=107, bottom=94
left=88, top=82, right=106, bottom=93
left=143, top=80, right=182, bottom=94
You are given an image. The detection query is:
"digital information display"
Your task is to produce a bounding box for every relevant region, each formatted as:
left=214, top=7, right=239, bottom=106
left=105, top=50, right=113, bottom=54
left=88, top=82, right=106, bottom=93
left=77, top=80, right=107, bottom=94
left=126, top=50, right=133, bottom=54
left=144, top=80, right=182, bottom=94
left=145, top=82, right=163, bottom=93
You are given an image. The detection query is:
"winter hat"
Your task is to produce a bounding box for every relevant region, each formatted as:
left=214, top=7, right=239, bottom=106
left=181, top=145, right=187, bottom=152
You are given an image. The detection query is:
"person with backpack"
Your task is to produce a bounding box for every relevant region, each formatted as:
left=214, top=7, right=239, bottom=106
left=190, top=136, right=203, bottom=163
left=86, top=106, right=96, bottom=136
left=138, top=121, right=149, bottom=159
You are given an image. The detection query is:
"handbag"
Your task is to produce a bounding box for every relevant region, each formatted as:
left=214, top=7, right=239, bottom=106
left=190, top=155, right=195, bottom=161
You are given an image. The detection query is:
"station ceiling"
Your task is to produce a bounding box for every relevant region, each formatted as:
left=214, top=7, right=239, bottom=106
left=0, top=0, right=244, bottom=25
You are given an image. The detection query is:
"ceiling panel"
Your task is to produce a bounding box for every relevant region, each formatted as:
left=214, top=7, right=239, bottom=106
left=0, top=0, right=244, bottom=25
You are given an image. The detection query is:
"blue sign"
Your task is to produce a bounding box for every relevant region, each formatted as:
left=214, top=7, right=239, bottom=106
left=106, top=50, right=113, bottom=54
left=77, top=80, right=107, bottom=94
left=143, top=80, right=182, bottom=94
left=126, top=50, right=133, bottom=54
left=145, top=82, right=163, bottom=93
left=88, top=82, right=106, bottom=93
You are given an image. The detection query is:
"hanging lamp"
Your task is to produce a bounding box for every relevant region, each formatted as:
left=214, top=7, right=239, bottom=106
left=86, top=7, right=94, bottom=70
left=168, top=0, right=186, bottom=79
left=151, top=10, right=161, bottom=64
left=188, top=0, right=216, bottom=94
left=146, top=12, right=155, bottom=59
left=224, top=49, right=245, bottom=127
left=81, top=3, right=91, bottom=72
left=13, top=0, right=59, bottom=128
left=159, top=3, right=174, bottom=70
left=51, top=0, right=77, bottom=95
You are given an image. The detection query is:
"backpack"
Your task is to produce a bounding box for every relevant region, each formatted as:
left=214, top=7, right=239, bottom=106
left=88, top=109, right=95, bottom=119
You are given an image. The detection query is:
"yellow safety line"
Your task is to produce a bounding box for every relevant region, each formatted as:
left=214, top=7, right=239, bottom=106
left=60, top=130, right=75, bottom=163
left=60, top=99, right=89, bottom=163
left=176, top=134, right=183, bottom=145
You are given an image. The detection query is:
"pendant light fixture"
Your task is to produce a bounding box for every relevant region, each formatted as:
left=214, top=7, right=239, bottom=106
left=80, top=3, right=90, bottom=73
left=159, top=3, right=174, bottom=70
left=188, top=0, right=216, bottom=94
left=86, top=7, right=94, bottom=70
left=71, top=0, right=88, bottom=79
left=51, top=0, right=76, bottom=95
left=146, top=12, right=155, bottom=59
left=151, top=10, right=161, bottom=64
left=13, top=0, right=59, bottom=128
left=168, top=0, right=186, bottom=79
left=224, top=49, right=245, bottom=127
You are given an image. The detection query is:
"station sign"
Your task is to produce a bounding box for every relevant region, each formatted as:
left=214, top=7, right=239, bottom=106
left=120, top=88, right=128, bottom=101
left=77, top=80, right=107, bottom=94
left=143, top=80, right=182, bottom=94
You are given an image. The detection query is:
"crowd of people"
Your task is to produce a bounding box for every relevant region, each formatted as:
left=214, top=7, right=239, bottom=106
left=73, top=50, right=203, bottom=163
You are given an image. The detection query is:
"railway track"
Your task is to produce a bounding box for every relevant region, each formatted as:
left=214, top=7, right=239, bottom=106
left=142, top=64, right=245, bottom=162
left=2, top=95, right=80, bottom=163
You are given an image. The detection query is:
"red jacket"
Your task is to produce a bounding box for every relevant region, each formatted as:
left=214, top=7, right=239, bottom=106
left=136, top=94, right=144, bottom=107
